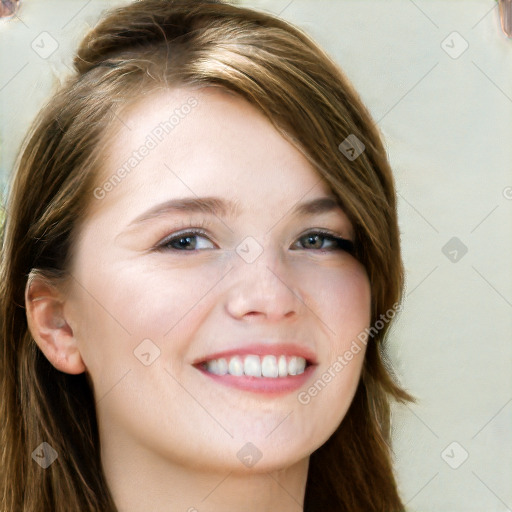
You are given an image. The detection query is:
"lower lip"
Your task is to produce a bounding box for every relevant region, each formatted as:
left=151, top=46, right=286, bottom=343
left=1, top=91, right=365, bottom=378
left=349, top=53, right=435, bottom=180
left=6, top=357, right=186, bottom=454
left=195, top=364, right=317, bottom=395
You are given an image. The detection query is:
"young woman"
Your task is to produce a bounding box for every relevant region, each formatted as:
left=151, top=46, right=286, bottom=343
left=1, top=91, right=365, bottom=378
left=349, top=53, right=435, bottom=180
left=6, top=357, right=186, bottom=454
left=0, top=1, right=414, bottom=510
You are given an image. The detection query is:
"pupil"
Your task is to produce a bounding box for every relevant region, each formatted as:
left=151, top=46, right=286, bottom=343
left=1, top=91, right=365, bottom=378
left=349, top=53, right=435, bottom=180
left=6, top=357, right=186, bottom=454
left=308, top=235, right=321, bottom=248
left=179, top=236, right=193, bottom=248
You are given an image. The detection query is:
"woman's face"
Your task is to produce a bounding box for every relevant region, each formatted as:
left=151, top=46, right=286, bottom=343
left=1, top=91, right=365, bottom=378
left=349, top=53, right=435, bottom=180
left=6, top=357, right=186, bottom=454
left=66, top=86, right=371, bottom=473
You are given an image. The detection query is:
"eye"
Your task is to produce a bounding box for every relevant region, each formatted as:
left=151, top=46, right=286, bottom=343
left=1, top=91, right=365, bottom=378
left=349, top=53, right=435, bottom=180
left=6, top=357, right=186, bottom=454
left=294, top=230, right=354, bottom=253
left=157, top=229, right=215, bottom=251
left=155, top=228, right=354, bottom=254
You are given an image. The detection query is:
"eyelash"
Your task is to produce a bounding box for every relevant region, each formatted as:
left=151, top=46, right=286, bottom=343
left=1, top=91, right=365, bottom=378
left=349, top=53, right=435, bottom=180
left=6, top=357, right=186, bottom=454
left=154, top=220, right=355, bottom=255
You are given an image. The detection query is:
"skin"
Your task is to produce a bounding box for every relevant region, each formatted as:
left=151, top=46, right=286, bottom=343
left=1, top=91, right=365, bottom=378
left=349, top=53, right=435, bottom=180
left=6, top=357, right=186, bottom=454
left=26, top=86, right=371, bottom=512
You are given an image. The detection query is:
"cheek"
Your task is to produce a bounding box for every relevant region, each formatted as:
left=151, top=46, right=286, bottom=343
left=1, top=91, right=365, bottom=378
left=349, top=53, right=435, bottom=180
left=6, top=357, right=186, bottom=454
left=106, top=259, right=229, bottom=336
left=298, top=258, right=372, bottom=344
left=69, top=257, right=223, bottom=371
left=292, top=260, right=371, bottom=430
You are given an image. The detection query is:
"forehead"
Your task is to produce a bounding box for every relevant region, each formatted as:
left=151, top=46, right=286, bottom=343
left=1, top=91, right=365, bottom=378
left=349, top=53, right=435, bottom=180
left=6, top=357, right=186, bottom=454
left=89, top=85, right=334, bottom=222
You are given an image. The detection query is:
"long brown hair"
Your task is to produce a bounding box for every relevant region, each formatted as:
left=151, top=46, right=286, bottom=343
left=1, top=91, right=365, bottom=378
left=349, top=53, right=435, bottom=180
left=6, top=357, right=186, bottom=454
left=0, top=1, right=415, bottom=510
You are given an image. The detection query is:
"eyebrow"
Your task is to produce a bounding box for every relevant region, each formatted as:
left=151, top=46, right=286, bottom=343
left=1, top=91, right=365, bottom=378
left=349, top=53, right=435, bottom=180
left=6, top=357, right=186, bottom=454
left=126, top=195, right=344, bottom=227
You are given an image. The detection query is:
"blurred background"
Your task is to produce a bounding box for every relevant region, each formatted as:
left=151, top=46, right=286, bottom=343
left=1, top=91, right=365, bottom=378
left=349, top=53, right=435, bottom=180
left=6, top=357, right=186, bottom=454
left=1, top=1, right=511, bottom=510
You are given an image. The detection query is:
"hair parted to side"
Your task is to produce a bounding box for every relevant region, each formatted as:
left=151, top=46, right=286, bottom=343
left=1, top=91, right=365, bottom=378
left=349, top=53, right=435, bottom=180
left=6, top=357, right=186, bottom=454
left=0, top=1, right=415, bottom=510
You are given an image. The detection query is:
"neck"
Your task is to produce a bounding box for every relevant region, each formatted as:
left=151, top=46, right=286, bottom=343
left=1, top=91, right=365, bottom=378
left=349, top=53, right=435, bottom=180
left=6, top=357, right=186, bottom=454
left=102, top=440, right=309, bottom=512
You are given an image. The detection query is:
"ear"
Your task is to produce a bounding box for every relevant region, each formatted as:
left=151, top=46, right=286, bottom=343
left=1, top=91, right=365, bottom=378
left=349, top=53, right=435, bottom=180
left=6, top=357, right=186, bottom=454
left=25, top=271, right=86, bottom=375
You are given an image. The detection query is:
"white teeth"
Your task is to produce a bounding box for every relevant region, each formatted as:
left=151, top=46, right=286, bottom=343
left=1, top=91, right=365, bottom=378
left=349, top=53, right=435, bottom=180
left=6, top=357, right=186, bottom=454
left=244, top=355, right=261, bottom=377
left=205, top=359, right=219, bottom=375
left=288, top=356, right=298, bottom=375
left=217, top=358, right=228, bottom=375
left=204, top=354, right=308, bottom=378
left=288, top=356, right=306, bottom=375
left=261, top=355, right=278, bottom=378
left=278, top=355, right=288, bottom=377
left=206, top=358, right=228, bottom=376
left=295, top=356, right=306, bottom=374
left=228, top=356, right=244, bottom=376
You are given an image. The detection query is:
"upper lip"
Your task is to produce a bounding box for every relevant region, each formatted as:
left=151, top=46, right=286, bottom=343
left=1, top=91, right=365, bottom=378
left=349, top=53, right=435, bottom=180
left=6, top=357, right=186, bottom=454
left=193, top=342, right=318, bottom=366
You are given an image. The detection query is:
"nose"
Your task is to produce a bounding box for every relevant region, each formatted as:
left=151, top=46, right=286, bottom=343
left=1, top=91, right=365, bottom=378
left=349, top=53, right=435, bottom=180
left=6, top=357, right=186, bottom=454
left=224, top=244, right=302, bottom=323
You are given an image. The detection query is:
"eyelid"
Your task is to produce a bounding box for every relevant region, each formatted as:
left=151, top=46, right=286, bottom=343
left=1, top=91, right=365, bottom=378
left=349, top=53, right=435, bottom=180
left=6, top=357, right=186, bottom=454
left=299, top=227, right=353, bottom=243
left=153, top=218, right=213, bottom=243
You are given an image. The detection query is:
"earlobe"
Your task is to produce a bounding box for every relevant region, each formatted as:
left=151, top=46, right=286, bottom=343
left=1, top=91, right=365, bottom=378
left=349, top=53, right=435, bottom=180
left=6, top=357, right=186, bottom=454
left=25, top=273, right=86, bottom=375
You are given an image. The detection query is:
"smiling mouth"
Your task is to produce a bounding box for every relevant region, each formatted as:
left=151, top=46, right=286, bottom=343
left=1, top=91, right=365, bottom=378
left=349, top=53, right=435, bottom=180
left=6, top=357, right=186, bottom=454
left=197, top=354, right=313, bottom=378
